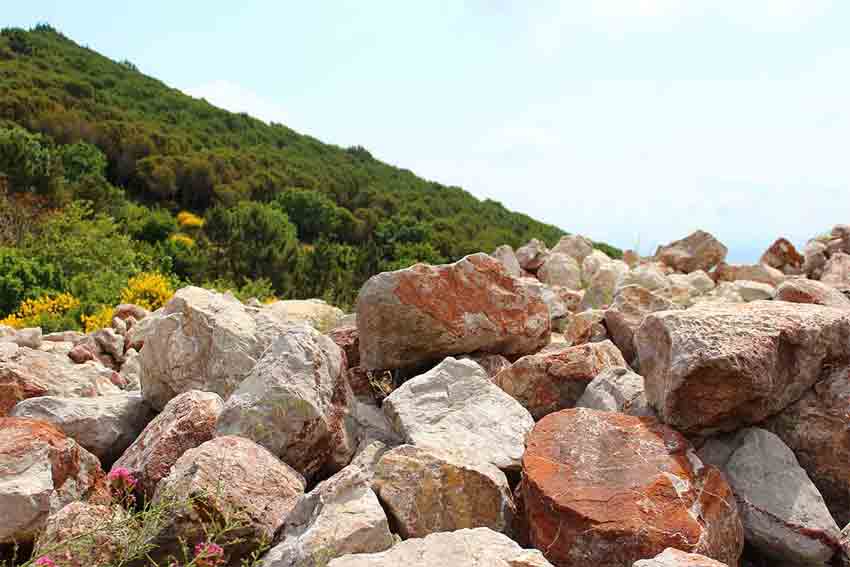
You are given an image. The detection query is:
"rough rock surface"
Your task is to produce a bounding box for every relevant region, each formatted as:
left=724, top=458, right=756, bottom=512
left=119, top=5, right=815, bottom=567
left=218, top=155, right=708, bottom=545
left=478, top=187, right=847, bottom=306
left=112, top=389, right=223, bottom=498
left=328, top=324, right=359, bottom=368
left=357, top=253, right=550, bottom=370
left=620, top=263, right=671, bottom=292
left=383, top=357, right=533, bottom=472
left=562, top=309, right=607, bottom=346
left=579, top=260, right=629, bottom=310
left=821, top=252, right=850, bottom=290
left=636, top=300, right=850, bottom=435
left=216, top=325, right=354, bottom=478
left=764, top=365, right=850, bottom=526
left=804, top=240, right=829, bottom=279
left=655, top=230, right=728, bottom=273
left=493, top=340, right=627, bottom=420
left=516, top=238, right=551, bottom=271
left=261, top=462, right=393, bottom=567
left=139, top=286, right=293, bottom=410
left=492, top=244, right=522, bottom=277
left=0, top=343, right=122, bottom=416
left=460, top=352, right=512, bottom=378
left=151, top=436, right=306, bottom=566
left=537, top=253, right=582, bottom=290
left=581, top=249, right=612, bottom=284
left=33, top=502, right=129, bottom=567
left=732, top=280, right=775, bottom=302
left=327, top=528, right=553, bottom=567
left=374, top=444, right=515, bottom=538
left=604, top=284, right=677, bottom=365
left=522, top=408, right=743, bottom=567
left=634, top=548, right=730, bottom=567
left=761, top=237, right=804, bottom=274
left=10, top=392, right=153, bottom=466
left=713, top=263, right=785, bottom=287
left=552, top=234, right=594, bottom=263
left=699, top=427, right=840, bottom=564
left=575, top=366, right=655, bottom=417
left=0, top=418, right=106, bottom=544
left=774, top=278, right=850, bottom=309
left=265, top=298, right=344, bottom=331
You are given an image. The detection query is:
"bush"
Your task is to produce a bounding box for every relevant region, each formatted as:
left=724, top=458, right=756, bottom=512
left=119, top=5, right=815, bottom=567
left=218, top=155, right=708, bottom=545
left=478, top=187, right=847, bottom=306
left=0, top=292, right=79, bottom=329
left=0, top=248, right=64, bottom=316
left=80, top=304, right=113, bottom=333
left=119, top=272, right=174, bottom=311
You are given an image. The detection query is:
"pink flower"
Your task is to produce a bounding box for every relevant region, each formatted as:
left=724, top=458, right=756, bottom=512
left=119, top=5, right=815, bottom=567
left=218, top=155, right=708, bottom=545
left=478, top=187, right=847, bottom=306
left=194, top=542, right=225, bottom=566
left=34, top=558, right=56, bottom=567
left=107, top=467, right=137, bottom=488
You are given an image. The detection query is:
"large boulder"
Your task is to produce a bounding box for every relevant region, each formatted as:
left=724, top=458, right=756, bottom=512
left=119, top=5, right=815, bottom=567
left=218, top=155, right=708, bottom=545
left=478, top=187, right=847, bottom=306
left=492, top=340, right=627, bottom=420
left=821, top=252, right=850, bottom=290
left=713, top=263, right=785, bottom=287
left=764, top=365, right=850, bottom=526
left=655, top=230, right=728, bottom=273
left=581, top=249, right=612, bottom=284
left=265, top=299, right=344, bottom=332
left=356, top=253, right=550, bottom=370
left=576, top=366, right=655, bottom=417
left=150, top=436, right=306, bottom=566
left=139, top=286, right=293, bottom=410
left=604, top=285, right=677, bottom=366
left=383, top=357, right=533, bottom=472
left=634, top=548, right=729, bottom=567
left=33, top=502, right=129, bottom=567
left=0, top=343, right=122, bottom=416
left=699, top=428, right=840, bottom=564
left=327, top=528, right=553, bottom=567
left=620, top=263, right=671, bottom=292
left=516, top=238, right=551, bottom=271
left=537, top=253, right=582, bottom=290
left=0, top=418, right=106, bottom=545
left=261, top=462, right=393, bottom=567
left=373, top=445, right=515, bottom=538
left=579, top=260, right=629, bottom=310
left=760, top=237, right=804, bottom=275
left=111, top=389, right=223, bottom=499
left=216, top=325, right=354, bottom=478
left=732, top=280, right=775, bottom=302
left=552, top=234, right=594, bottom=263
left=804, top=240, right=829, bottom=279
left=492, top=244, right=522, bottom=277
left=522, top=408, right=743, bottom=566
left=774, top=278, right=850, bottom=310
left=636, top=301, right=850, bottom=435
left=9, top=392, right=153, bottom=466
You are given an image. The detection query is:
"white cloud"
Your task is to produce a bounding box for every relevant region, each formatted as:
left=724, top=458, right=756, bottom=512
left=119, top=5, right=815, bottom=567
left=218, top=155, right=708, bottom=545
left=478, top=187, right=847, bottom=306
left=183, top=79, right=290, bottom=125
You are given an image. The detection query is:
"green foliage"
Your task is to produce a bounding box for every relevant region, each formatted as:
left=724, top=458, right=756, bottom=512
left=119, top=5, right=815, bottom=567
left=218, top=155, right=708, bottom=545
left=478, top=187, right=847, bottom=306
left=0, top=248, right=64, bottom=316
left=59, top=140, right=107, bottom=183
left=0, top=125, right=59, bottom=196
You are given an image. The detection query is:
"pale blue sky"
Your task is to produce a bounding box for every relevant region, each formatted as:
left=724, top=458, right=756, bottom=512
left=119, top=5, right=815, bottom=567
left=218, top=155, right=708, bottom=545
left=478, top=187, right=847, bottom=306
left=7, top=1, right=850, bottom=261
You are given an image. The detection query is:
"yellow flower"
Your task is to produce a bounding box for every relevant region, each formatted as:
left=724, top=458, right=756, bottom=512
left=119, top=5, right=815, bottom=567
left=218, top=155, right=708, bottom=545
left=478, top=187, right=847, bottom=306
left=1, top=293, right=80, bottom=328
left=120, top=272, right=174, bottom=311
left=81, top=305, right=113, bottom=333
left=177, top=211, right=204, bottom=229
left=169, top=233, right=195, bottom=247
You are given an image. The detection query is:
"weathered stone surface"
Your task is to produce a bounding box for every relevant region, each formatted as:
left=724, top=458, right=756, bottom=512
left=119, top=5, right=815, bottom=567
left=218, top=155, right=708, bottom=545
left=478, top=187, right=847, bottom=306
left=33, top=502, right=129, bottom=567
left=522, top=408, right=743, bottom=567
left=821, top=252, right=850, bottom=290
left=460, top=352, right=511, bottom=378
left=581, top=249, right=612, bottom=284
left=733, top=280, right=775, bottom=302
left=328, top=324, right=359, bottom=367
left=492, top=244, right=522, bottom=277
left=139, top=286, right=292, bottom=410
left=91, top=327, right=125, bottom=365
left=764, top=365, right=850, bottom=526
left=620, top=263, right=671, bottom=292
left=605, top=285, right=677, bottom=365
left=327, top=528, right=553, bottom=567
left=374, top=445, right=515, bottom=538
left=0, top=327, right=42, bottom=349
left=537, top=253, right=582, bottom=290
left=151, top=436, right=306, bottom=566
left=774, top=278, right=850, bottom=309
left=669, top=270, right=716, bottom=306
left=656, top=230, right=728, bottom=273
left=761, top=238, right=804, bottom=275
left=580, top=260, right=629, bottom=310
left=265, top=299, right=344, bottom=332
left=113, top=303, right=149, bottom=322
left=493, top=340, right=627, bottom=420
left=383, top=357, right=533, bottom=472
left=636, top=301, right=850, bottom=435
left=804, top=240, right=829, bottom=279
left=516, top=238, right=551, bottom=271
left=216, top=325, right=354, bottom=478
left=261, top=462, right=393, bottom=567
left=576, top=366, right=655, bottom=417
left=10, top=392, right=153, bottom=466
left=0, top=418, right=106, bottom=544
left=42, top=330, right=85, bottom=343
left=562, top=309, right=607, bottom=346
left=713, top=263, right=785, bottom=287
left=552, top=234, right=594, bottom=263
left=634, top=548, right=730, bottom=567
left=112, top=389, right=223, bottom=498
left=0, top=343, right=122, bottom=416
left=356, top=253, right=550, bottom=370
left=699, top=427, right=840, bottom=564
left=119, top=347, right=141, bottom=390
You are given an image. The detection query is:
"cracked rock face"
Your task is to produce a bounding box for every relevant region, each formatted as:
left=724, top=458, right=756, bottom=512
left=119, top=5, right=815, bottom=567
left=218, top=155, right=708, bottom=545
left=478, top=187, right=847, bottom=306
left=356, top=253, right=550, bottom=370
left=327, top=527, right=554, bottom=567
left=636, top=301, right=850, bottom=435
left=634, top=548, right=730, bottom=567
left=521, top=408, right=743, bottom=567
left=699, top=428, right=840, bottom=564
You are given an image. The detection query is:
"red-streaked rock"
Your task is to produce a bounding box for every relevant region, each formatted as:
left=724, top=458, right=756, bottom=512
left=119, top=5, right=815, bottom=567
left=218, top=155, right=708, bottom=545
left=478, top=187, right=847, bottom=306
left=522, top=408, right=743, bottom=567
left=328, top=324, right=359, bottom=368
left=634, top=548, right=730, bottom=567
left=356, top=253, right=550, bottom=370
left=111, top=389, right=223, bottom=499
left=774, top=278, right=850, bottom=309
left=493, top=340, right=627, bottom=420
left=764, top=365, right=850, bottom=526
left=636, top=300, right=850, bottom=435
left=516, top=238, right=551, bottom=271
left=655, top=230, right=728, bottom=273
left=0, top=418, right=107, bottom=544
left=760, top=237, right=804, bottom=275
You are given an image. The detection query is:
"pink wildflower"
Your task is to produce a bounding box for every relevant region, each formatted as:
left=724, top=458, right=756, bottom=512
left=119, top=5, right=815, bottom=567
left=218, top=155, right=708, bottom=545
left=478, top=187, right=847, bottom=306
left=34, top=558, right=56, bottom=567
left=194, top=542, right=225, bottom=567
left=107, top=467, right=137, bottom=488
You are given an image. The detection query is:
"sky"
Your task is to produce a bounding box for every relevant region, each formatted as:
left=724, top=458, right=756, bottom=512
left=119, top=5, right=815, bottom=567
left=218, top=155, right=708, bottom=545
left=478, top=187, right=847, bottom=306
left=7, top=1, right=850, bottom=262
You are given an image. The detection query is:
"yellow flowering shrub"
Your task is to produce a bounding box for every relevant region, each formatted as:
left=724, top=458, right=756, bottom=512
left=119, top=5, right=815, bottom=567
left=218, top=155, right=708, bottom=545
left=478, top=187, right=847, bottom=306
left=177, top=211, right=205, bottom=229
left=169, top=233, right=195, bottom=247
left=81, top=305, right=114, bottom=333
left=0, top=293, right=80, bottom=329
left=120, top=272, right=174, bottom=311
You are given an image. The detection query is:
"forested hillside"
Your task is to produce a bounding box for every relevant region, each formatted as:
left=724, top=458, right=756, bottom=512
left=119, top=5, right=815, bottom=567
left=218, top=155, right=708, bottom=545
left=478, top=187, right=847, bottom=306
left=0, top=25, right=619, bottom=330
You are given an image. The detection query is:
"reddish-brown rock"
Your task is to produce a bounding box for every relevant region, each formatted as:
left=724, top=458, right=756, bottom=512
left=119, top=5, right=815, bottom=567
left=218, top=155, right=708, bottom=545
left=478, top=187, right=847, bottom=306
left=774, top=278, right=850, bottom=310
left=760, top=237, right=804, bottom=275
left=655, top=230, right=728, bottom=273
left=712, top=262, right=785, bottom=286
left=461, top=352, right=512, bottom=379
left=522, top=408, right=743, bottom=567
left=636, top=300, right=850, bottom=435
left=111, top=389, right=223, bottom=498
left=493, top=340, right=626, bottom=419
left=764, top=365, right=850, bottom=526
left=357, top=253, right=550, bottom=370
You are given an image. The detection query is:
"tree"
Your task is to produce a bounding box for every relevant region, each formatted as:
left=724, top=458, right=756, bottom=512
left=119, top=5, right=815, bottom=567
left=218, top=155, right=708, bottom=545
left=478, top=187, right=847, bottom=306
left=273, top=189, right=343, bottom=242
left=0, top=126, right=60, bottom=196
left=60, top=141, right=108, bottom=183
